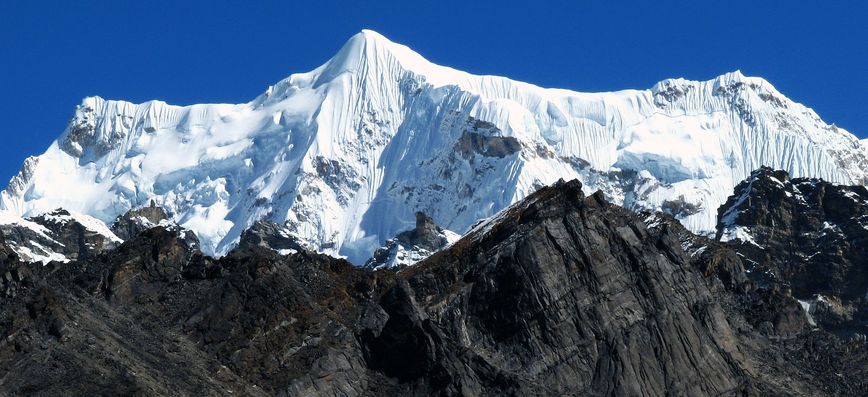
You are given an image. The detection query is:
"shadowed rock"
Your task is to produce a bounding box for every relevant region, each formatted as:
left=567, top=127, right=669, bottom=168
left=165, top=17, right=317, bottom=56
left=0, top=209, right=120, bottom=263
left=110, top=200, right=170, bottom=241
left=365, top=212, right=455, bottom=270
left=0, top=179, right=864, bottom=396
left=716, top=167, right=868, bottom=335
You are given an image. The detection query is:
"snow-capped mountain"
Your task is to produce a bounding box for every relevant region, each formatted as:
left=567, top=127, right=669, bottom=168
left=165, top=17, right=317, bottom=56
left=1, top=30, right=866, bottom=264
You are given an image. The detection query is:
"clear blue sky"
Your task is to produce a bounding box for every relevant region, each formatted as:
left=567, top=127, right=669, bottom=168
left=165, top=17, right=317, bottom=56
left=1, top=1, right=866, bottom=187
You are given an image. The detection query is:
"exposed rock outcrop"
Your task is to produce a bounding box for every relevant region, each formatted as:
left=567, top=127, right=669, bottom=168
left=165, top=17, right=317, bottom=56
left=716, top=167, right=868, bottom=335
left=0, top=179, right=864, bottom=396
left=454, top=118, right=521, bottom=160
left=110, top=203, right=199, bottom=250
left=0, top=209, right=121, bottom=264
left=110, top=200, right=170, bottom=241
left=237, top=220, right=305, bottom=254
left=365, top=212, right=458, bottom=270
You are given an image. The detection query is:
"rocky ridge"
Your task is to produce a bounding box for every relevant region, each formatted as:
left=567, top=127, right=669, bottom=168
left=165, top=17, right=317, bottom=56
left=715, top=167, right=868, bottom=335
left=0, top=209, right=121, bottom=264
left=0, top=176, right=865, bottom=395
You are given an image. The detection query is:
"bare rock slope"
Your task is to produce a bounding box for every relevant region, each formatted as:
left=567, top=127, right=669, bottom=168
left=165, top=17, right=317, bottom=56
left=0, top=179, right=865, bottom=396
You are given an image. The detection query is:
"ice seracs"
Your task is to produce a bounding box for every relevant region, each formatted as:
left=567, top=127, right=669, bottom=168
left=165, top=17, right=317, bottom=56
left=1, top=30, right=866, bottom=264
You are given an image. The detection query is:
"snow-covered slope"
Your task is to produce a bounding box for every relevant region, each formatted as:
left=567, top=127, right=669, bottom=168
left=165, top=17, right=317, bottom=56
left=2, top=30, right=866, bottom=264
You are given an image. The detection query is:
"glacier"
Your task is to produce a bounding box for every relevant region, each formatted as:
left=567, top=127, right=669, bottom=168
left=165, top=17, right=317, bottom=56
left=1, top=29, right=866, bottom=264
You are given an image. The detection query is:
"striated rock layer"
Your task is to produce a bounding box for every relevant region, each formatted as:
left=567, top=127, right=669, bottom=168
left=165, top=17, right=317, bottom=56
left=0, top=179, right=864, bottom=396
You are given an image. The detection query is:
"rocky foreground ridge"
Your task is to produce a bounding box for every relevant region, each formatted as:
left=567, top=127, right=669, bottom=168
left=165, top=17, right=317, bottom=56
left=0, top=172, right=866, bottom=396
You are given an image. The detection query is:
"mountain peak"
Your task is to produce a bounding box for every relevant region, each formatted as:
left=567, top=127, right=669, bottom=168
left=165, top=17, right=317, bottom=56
left=2, top=32, right=865, bottom=264
left=356, top=29, right=392, bottom=45
left=312, top=29, right=430, bottom=82
left=335, top=29, right=399, bottom=60
left=294, top=29, right=477, bottom=91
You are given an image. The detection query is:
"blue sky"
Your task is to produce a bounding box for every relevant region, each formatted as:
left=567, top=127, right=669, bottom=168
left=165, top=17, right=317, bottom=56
left=1, top=1, right=866, bottom=186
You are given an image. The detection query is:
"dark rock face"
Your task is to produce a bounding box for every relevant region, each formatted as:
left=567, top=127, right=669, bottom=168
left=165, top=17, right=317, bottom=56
left=661, top=195, right=703, bottom=217
left=0, top=208, right=120, bottom=263
left=110, top=200, right=170, bottom=241
left=0, top=179, right=865, bottom=396
left=111, top=203, right=201, bottom=251
left=0, top=233, right=27, bottom=299
left=643, top=212, right=813, bottom=339
left=454, top=118, right=521, bottom=159
left=653, top=80, right=692, bottom=106
left=365, top=212, right=454, bottom=270
left=0, top=225, right=397, bottom=396
left=313, top=156, right=363, bottom=206
left=371, top=183, right=748, bottom=395
left=366, top=180, right=860, bottom=396
left=716, top=167, right=868, bottom=335
left=237, top=220, right=305, bottom=253
left=396, top=212, right=449, bottom=251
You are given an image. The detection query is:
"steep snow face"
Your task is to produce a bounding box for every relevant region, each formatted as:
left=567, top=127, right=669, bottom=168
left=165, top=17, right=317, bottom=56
left=2, top=30, right=866, bottom=263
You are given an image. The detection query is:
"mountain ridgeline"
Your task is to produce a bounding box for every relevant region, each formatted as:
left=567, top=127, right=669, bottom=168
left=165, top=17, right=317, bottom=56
left=0, top=29, right=866, bottom=397
left=1, top=30, right=866, bottom=264
left=0, top=171, right=866, bottom=396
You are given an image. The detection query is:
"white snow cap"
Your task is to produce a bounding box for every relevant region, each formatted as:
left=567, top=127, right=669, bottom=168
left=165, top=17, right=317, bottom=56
left=1, top=30, right=866, bottom=264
